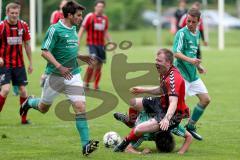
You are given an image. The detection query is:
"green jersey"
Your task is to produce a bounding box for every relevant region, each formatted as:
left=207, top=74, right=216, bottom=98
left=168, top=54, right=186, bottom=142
left=172, top=26, right=200, bottom=82
left=41, top=20, right=80, bottom=75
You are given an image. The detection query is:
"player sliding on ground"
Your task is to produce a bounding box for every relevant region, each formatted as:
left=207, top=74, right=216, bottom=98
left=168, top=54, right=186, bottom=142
left=19, top=1, right=99, bottom=156
left=120, top=111, right=193, bottom=155
left=113, top=48, right=190, bottom=153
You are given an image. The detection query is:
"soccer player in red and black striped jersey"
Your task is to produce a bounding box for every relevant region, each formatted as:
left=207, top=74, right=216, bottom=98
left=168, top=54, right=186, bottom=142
left=0, top=2, right=33, bottom=124
left=114, top=49, right=190, bottom=152
left=78, top=0, right=111, bottom=90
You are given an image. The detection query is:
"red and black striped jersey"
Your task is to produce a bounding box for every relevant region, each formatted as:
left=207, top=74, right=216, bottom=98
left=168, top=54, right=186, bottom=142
left=0, top=19, right=31, bottom=68
left=82, top=13, right=109, bottom=46
left=160, top=66, right=189, bottom=119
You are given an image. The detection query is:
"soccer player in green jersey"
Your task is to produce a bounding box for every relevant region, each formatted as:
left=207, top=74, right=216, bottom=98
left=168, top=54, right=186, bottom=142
left=19, top=1, right=99, bottom=156
left=172, top=8, right=211, bottom=141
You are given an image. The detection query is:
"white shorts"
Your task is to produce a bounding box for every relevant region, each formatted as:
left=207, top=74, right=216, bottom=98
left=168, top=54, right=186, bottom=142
left=41, top=74, right=86, bottom=105
left=185, top=78, right=208, bottom=97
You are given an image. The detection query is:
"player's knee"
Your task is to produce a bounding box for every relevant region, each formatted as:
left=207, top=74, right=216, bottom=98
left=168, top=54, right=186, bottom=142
left=202, top=96, right=211, bottom=107
left=38, top=104, right=50, bottom=114
left=1, top=87, right=10, bottom=96
left=73, top=101, right=86, bottom=113
left=129, top=98, right=137, bottom=107
left=134, top=126, right=142, bottom=136
left=39, top=107, right=49, bottom=114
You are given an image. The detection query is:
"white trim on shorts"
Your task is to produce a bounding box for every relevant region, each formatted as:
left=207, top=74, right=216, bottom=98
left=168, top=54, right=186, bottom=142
left=40, top=74, right=86, bottom=105
left=185, top=78, right=208, bottom=97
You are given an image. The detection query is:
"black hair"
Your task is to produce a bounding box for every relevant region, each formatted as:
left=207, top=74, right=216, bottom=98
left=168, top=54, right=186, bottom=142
left=154, top=131, right=175, bottom=153
left=62, top=0, right=85, bottom=18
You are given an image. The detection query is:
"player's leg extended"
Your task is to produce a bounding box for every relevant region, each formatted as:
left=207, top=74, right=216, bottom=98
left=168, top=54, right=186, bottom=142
left=18, top=85, right=30, bottom=124
left=72, top=100, right=99, bottom=156
left=189, top=93, right=210, bottom=127
left=114, top=118, right=159, bottom=152
left=20, top=75, right=58, bottom=115
left=186, top=79, right=210, bottom=140
left=114, top=98, right=143, bottom=127
left=93, top=61, right=102, bottom=90
left=67, top=74, right=98, bottom=155
left=0, top=84, right=10, bottom=112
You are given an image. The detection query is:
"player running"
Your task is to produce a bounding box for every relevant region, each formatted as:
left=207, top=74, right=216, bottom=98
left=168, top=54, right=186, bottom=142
left=78, top=0, right=112, bottom=90
left=19, top=1, right=99, bottom=156
left=173, top=8, right=211, bottom=140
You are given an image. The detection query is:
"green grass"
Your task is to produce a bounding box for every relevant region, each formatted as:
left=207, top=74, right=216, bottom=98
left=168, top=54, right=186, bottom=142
left=1, top=29, right=240, bottom=160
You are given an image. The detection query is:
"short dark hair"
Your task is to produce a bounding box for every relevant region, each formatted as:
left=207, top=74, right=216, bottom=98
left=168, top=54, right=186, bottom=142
left=62, top=0, right=85, bottom=18
left=154, top=131, right=175, bottom=153
left=157, top=48, right=174, bottom=64
left=94, top=0, right=106, bottom=7
left=188, top=8, right=201, bottom=20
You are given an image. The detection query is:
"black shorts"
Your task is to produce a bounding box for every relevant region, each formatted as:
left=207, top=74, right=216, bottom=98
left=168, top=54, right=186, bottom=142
left=142, top=97, right=180, bottom=130
left=0, top=67, right=28, bottom=86
left=88, top=45, right=106, bottom=63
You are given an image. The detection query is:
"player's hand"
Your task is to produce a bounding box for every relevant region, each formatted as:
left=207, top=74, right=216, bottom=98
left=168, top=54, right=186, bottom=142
left=159, top=118, right=169, bottom=131
left=197, top=65, right=207, bottom=74
left=78, top=55, right=95, bottom=65
left=57, top=65, right=73, bottom=80
left=28, top=64, right=33, bottom=74
left=190, top=58, right=201, bottom=66
left=203, top=41, right=208, bottom=46
left=0, top=57, right=4, bottom=67
left=129, top=87, right=145, bottom=95
left=141, top=148, right=152, bottom=154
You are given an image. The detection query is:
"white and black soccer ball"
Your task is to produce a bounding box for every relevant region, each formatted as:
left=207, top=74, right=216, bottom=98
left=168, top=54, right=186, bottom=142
left=103, top=131, right=121, bottom=148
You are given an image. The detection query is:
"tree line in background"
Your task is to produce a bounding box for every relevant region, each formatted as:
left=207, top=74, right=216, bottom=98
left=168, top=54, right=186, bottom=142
left=1, top=0, right=239, bottom=31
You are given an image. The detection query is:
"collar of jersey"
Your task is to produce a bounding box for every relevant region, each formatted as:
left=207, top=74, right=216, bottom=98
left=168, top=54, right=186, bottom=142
left=59, top=20, right=74, bottom=30
left=186, top=26, right=197, bottom=36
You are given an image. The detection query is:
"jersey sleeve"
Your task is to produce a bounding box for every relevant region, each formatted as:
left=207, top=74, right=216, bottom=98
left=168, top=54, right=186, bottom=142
left=50, top=11, right=59, bottom=24
left=172, top=30, right=184, bottom=53
left=22, top=21, right=31, bottom=41
left=0, top=21, right=4, bottom=39
left=179, top=14, right=187, bottom=28
left=41, top=25, right=57, bottom=52
left=81, top=13, right=92, bottom=29
left=167, top=71, right=182, bottom=97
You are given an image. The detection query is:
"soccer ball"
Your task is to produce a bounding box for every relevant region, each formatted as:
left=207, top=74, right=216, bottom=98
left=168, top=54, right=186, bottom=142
left=103, top=131, right=122, bottom=148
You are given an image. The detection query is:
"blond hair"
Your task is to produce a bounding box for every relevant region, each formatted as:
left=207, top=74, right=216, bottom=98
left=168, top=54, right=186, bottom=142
left=6, top=2, right=21, bottom=12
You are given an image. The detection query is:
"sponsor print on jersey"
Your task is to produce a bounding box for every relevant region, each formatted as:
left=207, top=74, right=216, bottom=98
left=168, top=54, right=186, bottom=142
left=7, top=37, right=23, bottom=45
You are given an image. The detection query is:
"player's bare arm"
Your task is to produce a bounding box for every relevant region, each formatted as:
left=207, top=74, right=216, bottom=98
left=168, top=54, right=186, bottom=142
left=159, top=96, right=178, bottom=131
left=197, top=64, right=207, bottom=74
left=0, top=57, right=4, bottom=67
left=178, top=131, right=193, bottom=154
left=129, top=86, right=161, bottom=95
left=77, top=54, right=94, bottom=65
left=78, top=26, right=85, bottom=44
left=24, top=40, right=33, bottom=74
left=175, top=52, right=201, bottom=66
left=41, top=50, right=73, bottom=80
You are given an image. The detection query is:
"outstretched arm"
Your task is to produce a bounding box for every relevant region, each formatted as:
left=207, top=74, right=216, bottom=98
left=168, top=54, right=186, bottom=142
left=130, top=86, right=162, bottom=95
left=178, top=131, right=193, bottom=154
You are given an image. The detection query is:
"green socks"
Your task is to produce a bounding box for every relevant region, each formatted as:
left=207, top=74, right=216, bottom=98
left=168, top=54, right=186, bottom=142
left=76, top=116, right=89, bottom=147
left=28, top=98, right=40, bottom=110
left=188, top=104, right=205, bottom=128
